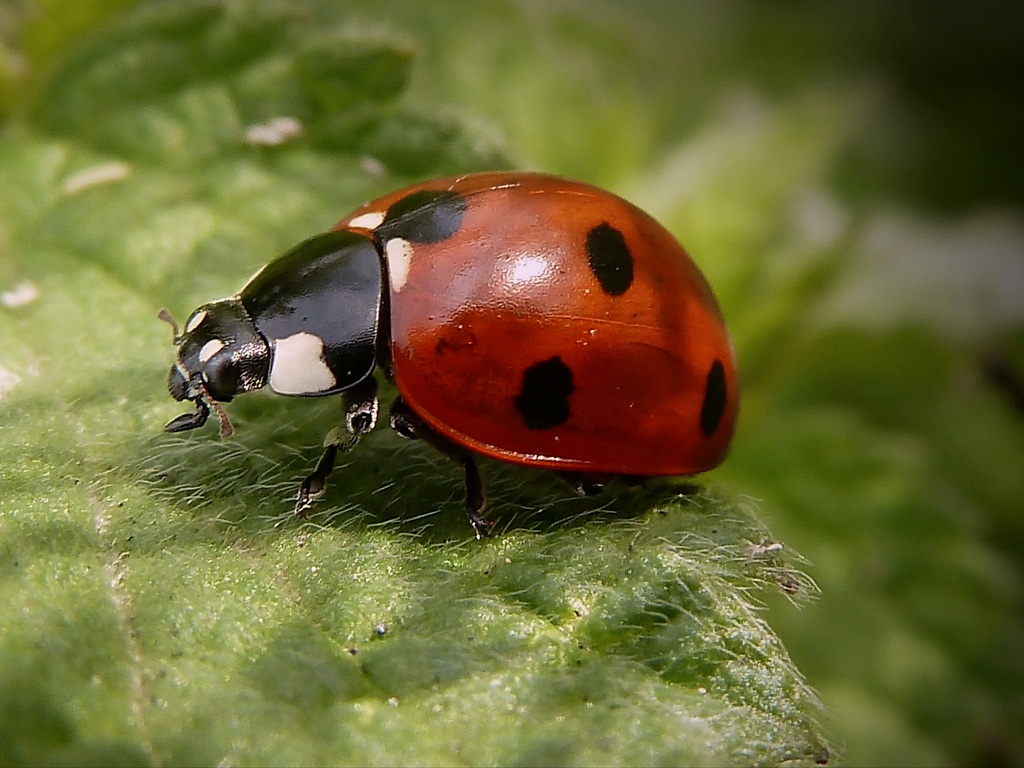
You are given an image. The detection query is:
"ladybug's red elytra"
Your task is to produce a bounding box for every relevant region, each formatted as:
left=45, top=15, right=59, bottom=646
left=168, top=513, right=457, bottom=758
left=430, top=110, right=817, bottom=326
left=162, top=171, right=739, bottom=537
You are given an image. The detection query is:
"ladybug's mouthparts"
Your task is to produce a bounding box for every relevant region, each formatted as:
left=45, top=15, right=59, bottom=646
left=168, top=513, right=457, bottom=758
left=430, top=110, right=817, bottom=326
left=163, top=384, right=234, bottom=439
left=164, top=397, right=210, bottom=433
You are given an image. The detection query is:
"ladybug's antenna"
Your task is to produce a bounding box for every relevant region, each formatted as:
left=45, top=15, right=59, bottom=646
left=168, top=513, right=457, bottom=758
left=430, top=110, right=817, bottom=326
left=158, top=308, right=181, bottom=343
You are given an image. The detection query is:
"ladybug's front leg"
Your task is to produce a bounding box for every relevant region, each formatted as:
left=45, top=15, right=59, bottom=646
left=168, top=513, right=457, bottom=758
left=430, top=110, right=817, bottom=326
left=388, top=397, right=496, bottom=539
left=296, top=376, right=379, bottom=515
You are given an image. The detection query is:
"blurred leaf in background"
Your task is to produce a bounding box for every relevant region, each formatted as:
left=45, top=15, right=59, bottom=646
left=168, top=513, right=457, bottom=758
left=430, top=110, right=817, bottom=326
left=1, top=0, right=1022, bottom=766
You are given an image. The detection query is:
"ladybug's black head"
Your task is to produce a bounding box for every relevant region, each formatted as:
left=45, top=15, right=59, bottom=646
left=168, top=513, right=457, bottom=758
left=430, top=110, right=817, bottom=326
left=161, top=300, right=270, bottom=438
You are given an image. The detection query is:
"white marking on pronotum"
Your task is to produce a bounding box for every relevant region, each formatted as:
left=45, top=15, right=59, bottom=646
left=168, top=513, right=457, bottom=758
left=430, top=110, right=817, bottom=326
left=198, top=339, right=225, bottom=363
left=347, top=211, right=386, bottom=230
left=243, top=116, right=303, bottom=146
left=185, top=309, right=208, bottom=334
left=1, top=281, right=39, bottom=308
left=269, top=332, right=337, bottom=395
left=384, top=238, right=414, bottom=291
left=61, top=162, right=131, bottom=194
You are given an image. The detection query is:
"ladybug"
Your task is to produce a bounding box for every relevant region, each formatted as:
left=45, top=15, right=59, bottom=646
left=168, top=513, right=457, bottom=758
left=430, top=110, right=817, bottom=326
left=162, top=172, right=739, bottom=537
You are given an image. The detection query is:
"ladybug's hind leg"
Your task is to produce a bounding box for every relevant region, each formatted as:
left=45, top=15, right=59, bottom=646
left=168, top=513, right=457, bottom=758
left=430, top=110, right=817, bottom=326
left=296, top=376, right=379, bottom=515
left=389, top=397, right=496, bottom=539
left=557, top=472, right=615, bottom=497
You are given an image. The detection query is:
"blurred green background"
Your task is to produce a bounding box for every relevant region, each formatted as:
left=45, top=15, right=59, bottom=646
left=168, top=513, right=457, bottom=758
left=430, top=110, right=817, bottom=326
left=2, top=1, right=1023, bottom=765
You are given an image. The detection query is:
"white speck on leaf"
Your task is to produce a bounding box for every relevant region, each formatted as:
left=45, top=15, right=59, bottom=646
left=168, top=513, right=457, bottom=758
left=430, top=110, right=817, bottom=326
left=244, top=116, right=303, bottom=146
left=1, top=281, right=39, bottom=308
left=61, top=162, right=131, bottom=194
left=359, top=155, right=387, bottom=176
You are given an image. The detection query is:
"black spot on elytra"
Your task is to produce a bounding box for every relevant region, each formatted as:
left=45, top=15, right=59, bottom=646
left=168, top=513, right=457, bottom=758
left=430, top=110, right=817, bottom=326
left=378, top=189, right=467, bottom=244
left=700, top=359, right=727, bottom=437
left=586, top=223, right=634, bottom=296
left=514, top=356, right=575, bottom=430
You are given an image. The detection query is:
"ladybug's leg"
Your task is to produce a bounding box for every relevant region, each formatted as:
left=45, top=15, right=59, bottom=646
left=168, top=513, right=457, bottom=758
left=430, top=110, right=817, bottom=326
left=388, top=397, right=496, bottom=538
left=556, top=472, right=606, bottom=497
left=296, top=376, right=379, bottom=515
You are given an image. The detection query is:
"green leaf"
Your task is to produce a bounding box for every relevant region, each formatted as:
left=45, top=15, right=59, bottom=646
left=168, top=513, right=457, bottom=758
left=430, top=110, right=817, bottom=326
left=0, top=2, right=827, bottom=766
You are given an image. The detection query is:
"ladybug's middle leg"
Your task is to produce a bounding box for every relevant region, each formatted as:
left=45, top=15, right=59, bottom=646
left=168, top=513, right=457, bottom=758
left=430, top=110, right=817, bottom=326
left=296, top=375, right=379, bottom=515
left=389, top=396, right=496, bottom=538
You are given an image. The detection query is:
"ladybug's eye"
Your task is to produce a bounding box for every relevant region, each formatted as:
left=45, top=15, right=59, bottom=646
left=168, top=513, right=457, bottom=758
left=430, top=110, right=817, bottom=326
left=201, top=348, right=240, bottom=402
